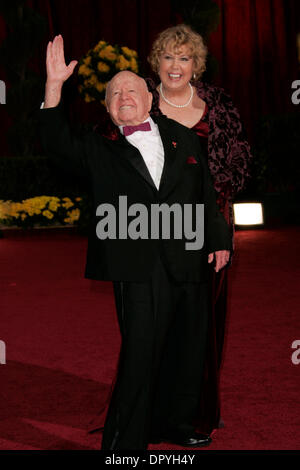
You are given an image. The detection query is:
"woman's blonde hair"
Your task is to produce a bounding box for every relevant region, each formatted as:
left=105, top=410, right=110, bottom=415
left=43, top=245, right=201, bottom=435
left=148, top=24, right=208, bottom=80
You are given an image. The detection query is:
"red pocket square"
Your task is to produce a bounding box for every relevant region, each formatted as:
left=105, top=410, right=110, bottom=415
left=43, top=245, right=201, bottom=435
left=187, top=156, right=198, bottom=164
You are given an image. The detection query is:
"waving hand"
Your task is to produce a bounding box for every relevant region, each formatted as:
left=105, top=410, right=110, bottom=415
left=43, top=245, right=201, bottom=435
left=44, top=35, right=78, bottom=108
left=46, top=35, right=78, bottom=83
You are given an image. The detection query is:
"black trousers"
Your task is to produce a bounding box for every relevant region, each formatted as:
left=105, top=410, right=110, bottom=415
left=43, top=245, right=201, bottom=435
left=101, top=258, right=209, bottom=450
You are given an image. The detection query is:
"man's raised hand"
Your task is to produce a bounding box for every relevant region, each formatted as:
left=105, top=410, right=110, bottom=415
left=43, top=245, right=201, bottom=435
left=44, top=35, right=77, bottom=108
left=46, top=35, right=78, bottom=83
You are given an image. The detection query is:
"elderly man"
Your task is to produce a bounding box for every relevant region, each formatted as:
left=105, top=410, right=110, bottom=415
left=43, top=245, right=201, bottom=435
left=39, top=35, right=231, bottom=450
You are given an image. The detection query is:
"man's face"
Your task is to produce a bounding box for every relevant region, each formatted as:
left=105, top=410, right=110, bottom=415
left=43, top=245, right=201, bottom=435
left=106, top=72, right=153, bottom=126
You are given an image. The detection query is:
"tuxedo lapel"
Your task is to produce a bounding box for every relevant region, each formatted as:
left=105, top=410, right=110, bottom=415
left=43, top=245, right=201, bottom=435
left=111, top=116, right=186, bottom=197
left=114, top=134, right=157, bottom=191
left=154, top=116, right=186, bottom=199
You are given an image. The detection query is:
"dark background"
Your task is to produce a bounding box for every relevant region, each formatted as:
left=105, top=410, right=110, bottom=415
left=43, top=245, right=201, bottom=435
left=0, top=0, right=299, bottom=222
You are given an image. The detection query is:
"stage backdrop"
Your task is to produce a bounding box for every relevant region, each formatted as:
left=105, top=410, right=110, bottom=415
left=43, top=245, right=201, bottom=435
left=0, top=0, right=299, bottom=156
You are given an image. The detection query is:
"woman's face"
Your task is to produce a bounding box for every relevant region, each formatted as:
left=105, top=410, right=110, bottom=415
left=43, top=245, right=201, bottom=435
left=158, top=42, right=194, bottom=92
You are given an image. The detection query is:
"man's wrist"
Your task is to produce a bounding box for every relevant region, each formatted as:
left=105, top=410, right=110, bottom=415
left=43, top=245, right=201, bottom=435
left=45, top=79, right=64, bottom=88
left=44, top=80, right=64, bottom=108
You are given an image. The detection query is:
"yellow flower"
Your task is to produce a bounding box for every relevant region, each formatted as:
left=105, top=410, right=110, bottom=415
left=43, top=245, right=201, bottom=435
left=42, top=210, right=54, bottom=220
left=31, top=196, right=48, bottom=210
left=64, top=208, right=80, bottom=224
left=96, top=82, right=105, bottom=93
left=0, top=200, right=11, bottom=220
left=79, top=41, right=139, bottom=106
left=99, top=45, right=117, bottom=61
left=10, top=202, right=22, bottom=218
left=94, top=40, right=107, bottom=52
left=121, top=46, right=137, bottom=58
left=97, top=61, right=110, bottom=73
left=84, top=74, right=98, bottom=87
left=0, top=196, right=84, bottom=226
left=84, top=94, right=96, bottom=103
left=83, top=56, right=91, bottom=66
left=48, top=197, right=60, bottom=212
left=78, top=64, right=93, bottom=77
left=130, top=57, right=138, bottom=73
left=23, top=201, right=37, bottom=216
left=62, top=197, right=74, bottom=209
left=116, top=54, right=130, bottom=70
left=22, top=196, right=49, bottom=216
left=71, top=208, right=80, bottom=221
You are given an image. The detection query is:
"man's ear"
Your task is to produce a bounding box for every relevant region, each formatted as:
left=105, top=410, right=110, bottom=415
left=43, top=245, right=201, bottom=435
left=148, top=91, right=153, bottom=111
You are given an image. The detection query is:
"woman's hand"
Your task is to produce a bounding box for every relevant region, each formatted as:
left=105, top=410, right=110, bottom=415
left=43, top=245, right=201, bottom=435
left=44, top=35, right=77, bottom=108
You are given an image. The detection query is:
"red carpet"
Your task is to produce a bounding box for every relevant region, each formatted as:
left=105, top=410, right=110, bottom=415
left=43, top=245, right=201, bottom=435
left=0, top=226, right=299, bottom=451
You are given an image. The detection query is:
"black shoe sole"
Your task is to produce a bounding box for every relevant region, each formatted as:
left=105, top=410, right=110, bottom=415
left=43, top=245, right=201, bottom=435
left=149, top=436, right=212, bottom=448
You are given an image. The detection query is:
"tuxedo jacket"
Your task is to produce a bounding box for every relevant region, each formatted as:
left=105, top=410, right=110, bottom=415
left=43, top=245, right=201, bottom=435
left=38, top=106, right=232, bottom=282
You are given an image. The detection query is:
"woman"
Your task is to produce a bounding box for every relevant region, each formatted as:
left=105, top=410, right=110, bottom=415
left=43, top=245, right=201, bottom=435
left=147, top=24, right=252, bottom=436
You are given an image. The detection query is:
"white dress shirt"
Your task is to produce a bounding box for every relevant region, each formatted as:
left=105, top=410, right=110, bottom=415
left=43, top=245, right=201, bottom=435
left=41, top=103, right=165, bottom=190
left=120, top=117, right=165, bottom=190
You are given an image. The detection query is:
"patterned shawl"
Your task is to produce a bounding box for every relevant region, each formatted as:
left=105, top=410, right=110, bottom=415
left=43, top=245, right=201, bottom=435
left=146, top=78, right=253, bottom=203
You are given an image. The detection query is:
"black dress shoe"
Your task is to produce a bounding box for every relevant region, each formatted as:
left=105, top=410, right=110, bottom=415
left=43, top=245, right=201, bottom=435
left=166, top=432, right=212, bottom=448
left=148, top=435, right=164, bottom=444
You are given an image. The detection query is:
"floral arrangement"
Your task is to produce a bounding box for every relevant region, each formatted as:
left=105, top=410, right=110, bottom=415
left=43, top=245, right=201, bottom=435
left=77, top=40, right=139, bottom=105
left=0, top=196, right=84, bottom=228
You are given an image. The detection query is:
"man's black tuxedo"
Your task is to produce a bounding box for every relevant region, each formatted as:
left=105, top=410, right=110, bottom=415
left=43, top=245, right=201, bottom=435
left=39, top=106, right=231, bottom=282
left=39, top=104, right=232, bottom=450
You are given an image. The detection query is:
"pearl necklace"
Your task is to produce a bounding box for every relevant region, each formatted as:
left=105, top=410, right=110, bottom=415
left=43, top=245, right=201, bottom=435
left=159, top=82, right=194, bottom=108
